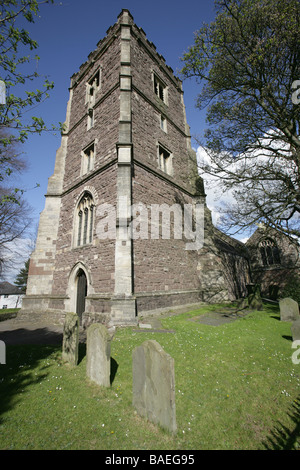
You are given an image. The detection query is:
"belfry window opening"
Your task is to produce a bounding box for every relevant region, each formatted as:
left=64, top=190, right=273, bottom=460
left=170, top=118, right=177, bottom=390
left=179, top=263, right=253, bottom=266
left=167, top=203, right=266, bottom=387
left=154, top=73, right=167, bottom=104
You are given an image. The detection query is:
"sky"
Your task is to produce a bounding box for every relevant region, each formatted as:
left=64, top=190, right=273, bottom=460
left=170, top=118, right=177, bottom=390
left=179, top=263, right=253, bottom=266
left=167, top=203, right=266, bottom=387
left=3, top=0, right=223, bottom=281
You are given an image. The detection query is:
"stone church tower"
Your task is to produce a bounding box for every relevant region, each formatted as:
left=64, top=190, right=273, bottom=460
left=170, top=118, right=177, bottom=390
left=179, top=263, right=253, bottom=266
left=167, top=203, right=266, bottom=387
left=22, top=10, right=237, bottom=326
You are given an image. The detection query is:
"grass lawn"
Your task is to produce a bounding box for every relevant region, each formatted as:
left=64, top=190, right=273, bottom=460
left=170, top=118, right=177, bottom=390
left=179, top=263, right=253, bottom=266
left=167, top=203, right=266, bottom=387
left=0, top=303, right=300, bottom=450
left=0, top=309, right=20, bottom=314
left=0, top=308, right=20, bottom=320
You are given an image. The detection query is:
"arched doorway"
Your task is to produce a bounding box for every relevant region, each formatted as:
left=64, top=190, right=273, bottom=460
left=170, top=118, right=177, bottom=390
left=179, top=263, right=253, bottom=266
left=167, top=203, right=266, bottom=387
left=76, top=269, right=87, bottom=323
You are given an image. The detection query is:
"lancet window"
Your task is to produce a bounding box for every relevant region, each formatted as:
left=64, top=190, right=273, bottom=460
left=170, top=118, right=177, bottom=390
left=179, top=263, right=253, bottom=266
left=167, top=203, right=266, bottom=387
left=76, top=192, right=94, bottom=247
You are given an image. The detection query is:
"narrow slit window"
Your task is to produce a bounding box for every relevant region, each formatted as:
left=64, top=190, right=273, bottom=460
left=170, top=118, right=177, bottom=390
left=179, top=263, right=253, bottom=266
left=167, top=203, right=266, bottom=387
left=158, top=144, right=172, bottom=175
left=86, top=69, right=100, bottom=106
left=87, top=108, right=94, bottom=129
left=83, top=208, right=89, bottom=245
left=89, top=205, right=94, bottom=243
left=77, top=210, right=83, bottom=246
left=160, top=115, right=166, bottom=132
left=88, top=86, right=94, bottom=104
left=82, top=143, right=94, bottom=175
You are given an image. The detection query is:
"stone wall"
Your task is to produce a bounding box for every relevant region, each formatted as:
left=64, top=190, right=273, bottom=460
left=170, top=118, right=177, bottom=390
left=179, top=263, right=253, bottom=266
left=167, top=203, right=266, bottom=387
left=51, top=165, right=117, bottom=301
left=131, top=26, right=196, bottom=194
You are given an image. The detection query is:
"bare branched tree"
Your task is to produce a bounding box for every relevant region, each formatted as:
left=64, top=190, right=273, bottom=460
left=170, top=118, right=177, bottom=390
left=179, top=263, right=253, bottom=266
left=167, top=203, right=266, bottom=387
left=0, top=187, right=32, bottom=277
left=181, top=0, right=300, bottom=239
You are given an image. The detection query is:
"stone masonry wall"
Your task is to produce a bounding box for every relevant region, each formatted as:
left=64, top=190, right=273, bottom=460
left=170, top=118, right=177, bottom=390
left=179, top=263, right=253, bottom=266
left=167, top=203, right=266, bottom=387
left=130, top=25, right=202, bottom=310
left=132, top=164, right=200, bottom=296
left=51, top=164, right=117, bottom=308
left=131, top=28, right=196, bottom=194
left=48, top=26, right=123, bottom=314
left=64, top=39, right=121, bottom=191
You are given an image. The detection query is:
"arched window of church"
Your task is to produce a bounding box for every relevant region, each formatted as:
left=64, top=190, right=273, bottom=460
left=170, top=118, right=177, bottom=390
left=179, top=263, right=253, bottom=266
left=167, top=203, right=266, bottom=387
left=258, top=238, right=281, bottom=266
left=76, top=193, right=94, bottom=247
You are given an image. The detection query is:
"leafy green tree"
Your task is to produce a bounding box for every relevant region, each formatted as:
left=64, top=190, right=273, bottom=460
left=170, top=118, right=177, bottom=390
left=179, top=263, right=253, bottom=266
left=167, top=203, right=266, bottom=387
left=181, top=0, right=300, bottom=238
left=0, top=0, right=55, bottom=190
left=15, top=258, right=29, bottom=292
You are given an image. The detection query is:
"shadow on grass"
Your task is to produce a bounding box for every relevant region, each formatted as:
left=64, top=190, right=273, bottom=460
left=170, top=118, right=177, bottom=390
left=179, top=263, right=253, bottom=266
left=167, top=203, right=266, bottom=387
left=282, top=335, right=293, bottom=342
left=263, top=397, right=300, bottom=450
left=0, top=344, right=60, bottom=425
left=271, top=316, right=281, bottom=321
left=110, top=357, right=118, bottom=385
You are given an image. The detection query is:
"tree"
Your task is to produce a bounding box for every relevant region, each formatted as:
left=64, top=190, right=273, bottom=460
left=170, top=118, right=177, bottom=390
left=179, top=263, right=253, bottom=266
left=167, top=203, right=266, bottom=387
left=181, top=0, right=300, bottom=239
left=0, top=186, right=32, bottom=276
left=0, top=0, right=55, bottom=189
left=0, top=126, right=34, bottom=277
left=0, top=127, right=28, bottom=200
left=0, top=1, right=55, bottom=275
left=15, top=258, right=29, bottom=292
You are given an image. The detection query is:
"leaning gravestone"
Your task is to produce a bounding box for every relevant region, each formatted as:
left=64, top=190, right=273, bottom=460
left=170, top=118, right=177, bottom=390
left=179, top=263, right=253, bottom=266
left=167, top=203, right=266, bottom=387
left=291, top=318, right=300, bottom=341
left=132, top=340, right=177, bottom=434
left=86, top=324, right=112, bottom=387
left=279, top=297, right=299, bottom=322
left=248, top=284, right=263, bottom=311
left=62, top=312, right=80, bottom=366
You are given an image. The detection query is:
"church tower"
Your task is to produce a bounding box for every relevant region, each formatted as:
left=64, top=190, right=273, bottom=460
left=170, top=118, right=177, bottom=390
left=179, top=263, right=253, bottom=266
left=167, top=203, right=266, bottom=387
left=22, top=10, right=229, bottom=326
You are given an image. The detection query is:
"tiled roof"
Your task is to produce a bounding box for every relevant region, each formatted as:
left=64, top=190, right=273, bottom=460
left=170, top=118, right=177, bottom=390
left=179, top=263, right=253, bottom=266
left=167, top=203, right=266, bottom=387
left=0, top=282, right=23, bottom=295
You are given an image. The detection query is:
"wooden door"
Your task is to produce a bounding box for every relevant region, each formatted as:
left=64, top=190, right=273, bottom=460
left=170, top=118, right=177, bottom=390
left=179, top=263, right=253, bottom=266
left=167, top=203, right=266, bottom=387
left=76, top=270, right=87, bottom=323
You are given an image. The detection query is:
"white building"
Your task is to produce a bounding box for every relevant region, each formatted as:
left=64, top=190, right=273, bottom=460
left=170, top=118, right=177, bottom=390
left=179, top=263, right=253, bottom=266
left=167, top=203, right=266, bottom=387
left=0, top=282, right=23, bottom=309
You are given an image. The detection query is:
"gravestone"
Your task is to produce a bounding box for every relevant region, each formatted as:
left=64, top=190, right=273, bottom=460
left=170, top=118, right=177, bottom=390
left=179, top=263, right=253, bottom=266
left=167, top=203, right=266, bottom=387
left=132, top=340, right=177, bottom=433
left=248, top=284, right=263, bottom=311
left=86, top=324, right=112, bottom=387
left=0, top=340, right=6, bottom=364
left=279, top=297, right=299, bottom=322
left=62, top=312, right=79, bottom=366
left=291, top=319, right=300, bottom=341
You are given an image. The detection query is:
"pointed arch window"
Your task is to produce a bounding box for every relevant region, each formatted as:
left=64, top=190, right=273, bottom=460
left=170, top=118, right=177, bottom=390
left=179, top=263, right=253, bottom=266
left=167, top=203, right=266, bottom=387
left=258, top=238, right=281, bottom=266
left=76, top=193, right=94, bottom=247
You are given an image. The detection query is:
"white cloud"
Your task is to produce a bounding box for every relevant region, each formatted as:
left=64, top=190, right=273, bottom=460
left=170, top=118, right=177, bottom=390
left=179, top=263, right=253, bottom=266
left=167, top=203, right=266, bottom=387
left=196, top=146, right=251, bottom=242
left=196, top=146, right=235, bottom=225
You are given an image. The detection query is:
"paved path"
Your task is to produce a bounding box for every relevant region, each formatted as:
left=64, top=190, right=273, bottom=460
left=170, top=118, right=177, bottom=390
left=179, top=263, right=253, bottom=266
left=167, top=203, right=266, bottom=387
left=0, top=319, right=64, bottom=345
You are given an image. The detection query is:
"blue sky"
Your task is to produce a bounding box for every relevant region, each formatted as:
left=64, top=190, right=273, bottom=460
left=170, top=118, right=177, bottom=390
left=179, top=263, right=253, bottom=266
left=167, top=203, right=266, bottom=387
left=4, top=0, right=219, bottom=280
left=18, top=0, right=216, bottom=215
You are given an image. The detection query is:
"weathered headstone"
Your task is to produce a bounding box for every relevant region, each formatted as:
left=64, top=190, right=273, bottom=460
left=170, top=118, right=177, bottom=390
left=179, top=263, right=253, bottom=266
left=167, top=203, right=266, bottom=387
left=0, top=340, right=6, bottom=364
left=62, top=312, right=79, bottom=366
left=132, top=340, right=177, bottom=433
left=279, top=297, right=299, bottom=322
left=86, top=324, right=112, bottom=387
left=291, top=318, right=300, bottom=341
left=248, top=284, right=263, bottom=311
